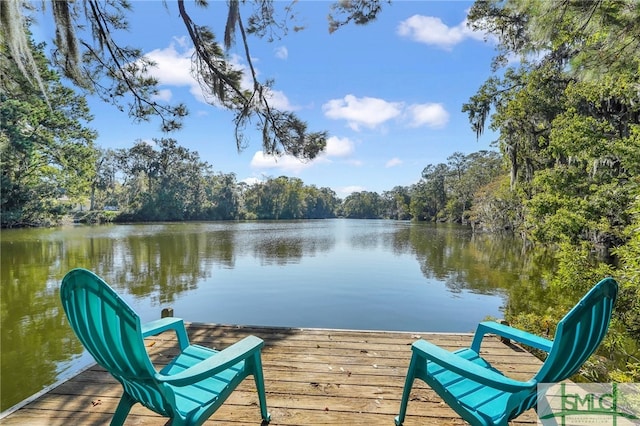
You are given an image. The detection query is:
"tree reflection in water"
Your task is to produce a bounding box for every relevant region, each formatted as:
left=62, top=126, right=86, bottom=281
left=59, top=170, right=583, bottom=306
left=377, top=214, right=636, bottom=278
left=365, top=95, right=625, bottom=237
left=1, top=220, right=558, bottom=412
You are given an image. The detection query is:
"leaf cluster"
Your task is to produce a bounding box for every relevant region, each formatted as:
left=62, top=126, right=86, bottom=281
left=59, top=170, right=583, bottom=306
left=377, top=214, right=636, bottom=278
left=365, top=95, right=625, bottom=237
left=328, top=0, right=390, bottom=34
left=3, top=0, right=330, bottom=159
left=1, top=35, right=98, bottom=227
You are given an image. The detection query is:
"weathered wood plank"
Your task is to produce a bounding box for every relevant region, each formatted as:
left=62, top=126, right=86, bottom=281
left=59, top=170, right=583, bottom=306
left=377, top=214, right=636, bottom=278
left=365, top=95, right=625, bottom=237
left=0, top=324, right=544, bottom=425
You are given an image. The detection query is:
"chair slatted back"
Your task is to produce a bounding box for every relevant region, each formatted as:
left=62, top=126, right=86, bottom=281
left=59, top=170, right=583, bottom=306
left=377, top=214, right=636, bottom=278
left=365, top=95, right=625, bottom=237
left=61, top=268, right=172, bottom=416
left=535, top=277, right=617, bottom=384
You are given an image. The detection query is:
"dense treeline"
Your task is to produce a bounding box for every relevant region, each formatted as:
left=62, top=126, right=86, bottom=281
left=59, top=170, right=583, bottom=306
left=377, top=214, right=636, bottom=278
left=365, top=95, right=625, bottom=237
left=89, top=139, right=340, bottom=221
left=85, top=140, right=503, bottom=224
left=341, top=150, right=504, bottom=222
left=90, top=140, right=343, bottom=222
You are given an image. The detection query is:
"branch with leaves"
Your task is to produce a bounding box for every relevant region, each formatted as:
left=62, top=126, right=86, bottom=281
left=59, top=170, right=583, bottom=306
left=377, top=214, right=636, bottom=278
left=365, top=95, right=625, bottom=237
left=2, top=0, right=330, bottom=159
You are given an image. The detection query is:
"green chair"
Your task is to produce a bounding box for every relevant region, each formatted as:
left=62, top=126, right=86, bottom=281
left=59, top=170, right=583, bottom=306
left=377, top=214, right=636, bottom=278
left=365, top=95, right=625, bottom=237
left=395, top=277, right=618, bottom=426
left=60, top=268, right=270, bottom=426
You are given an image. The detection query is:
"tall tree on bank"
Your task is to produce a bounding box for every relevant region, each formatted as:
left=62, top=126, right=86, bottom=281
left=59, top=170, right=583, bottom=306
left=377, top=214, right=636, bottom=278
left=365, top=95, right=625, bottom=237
left=464, top=0, right=640, bottom=382
left=1, top=35, right=97, bottom=227
left=114, top=138, right=212, bottom=221
left=464, top=0, right=640, bottom=247
left=408, top=151, right=503, bottom=224
left=0, top=0, right=371, bottom=160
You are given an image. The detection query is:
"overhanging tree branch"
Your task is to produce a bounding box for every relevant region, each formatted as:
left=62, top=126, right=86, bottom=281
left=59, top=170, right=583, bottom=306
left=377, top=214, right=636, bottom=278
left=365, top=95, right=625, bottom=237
left=3, top=0, right=336, bottom=158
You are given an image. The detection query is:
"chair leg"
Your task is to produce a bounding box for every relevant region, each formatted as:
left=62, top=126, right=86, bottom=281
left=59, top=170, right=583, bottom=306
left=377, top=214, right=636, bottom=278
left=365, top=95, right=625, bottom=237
left=252, top=352, right=271, bottom=423
left=169, top=415, right=188, bottom=426
left=110, top=392, right=136, bottom=426
left=395, top=352, right=420, bottom=426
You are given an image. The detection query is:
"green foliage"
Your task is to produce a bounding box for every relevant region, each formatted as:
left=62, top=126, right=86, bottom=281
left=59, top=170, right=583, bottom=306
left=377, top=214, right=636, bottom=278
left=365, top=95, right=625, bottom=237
left=382, top=186, right=412, bottom=220
left=239, top=176, right=339, bottom=220
left=1, top=36, right=97, bottom=227
left=545, top=243, right=614, bottom=296
left=328, top=0, right=389, bottom=33
left=408, top=151, right=505, bottom=224
left=612, top=196, right=640, bottom=342
left=527, top=1, right=640, bottom=81
left=466, top=1, right=639, bottom=249
left=469, top=175, right=524, bottom=233
left=341, top=191, right=382, bottom=219
left=82, top=135, right=420, bottom=222
left=4, top=1, right=327, bottom=159
left=204, top=173, right=241, bottom=220
left=94, top=150, right=341, bottom=222
left=111, top=138, right=212, bottom=221
left=505, top=238, right=640, bottom=383
left=304, top=186, right=340, bottom=219
left=73, top=210, right=118, bottom=224
left=466, top=0, right=640, bottom=382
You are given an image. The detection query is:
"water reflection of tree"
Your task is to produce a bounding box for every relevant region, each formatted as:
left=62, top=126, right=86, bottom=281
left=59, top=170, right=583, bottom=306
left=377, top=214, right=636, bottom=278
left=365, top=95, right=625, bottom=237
left=405, top=224, right=553, bottom=305
left=348, top=221, right=409, bottom=251
left=0, top=225, right=242, bottom=410
left=0, top=237, right=85, bottom=411
left=1, top=221, right=559, bottom=413
left=252, top=234, right=335, bottom=265
left=106, top=227, right=240, bottom=305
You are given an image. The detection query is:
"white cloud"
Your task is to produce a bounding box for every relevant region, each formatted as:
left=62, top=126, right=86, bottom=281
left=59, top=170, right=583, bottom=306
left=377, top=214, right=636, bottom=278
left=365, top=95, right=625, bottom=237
left=152, top=89, right=173, bottom=102
left=397, top=15, right=486, bottom=50
left=323, top=95, right=450, bottom=131
left=274, top=46, right=288, bottom=60
left=250, top=136, right=357, bottom=174
left=264, top=88, right=297, bottom=111
left=144, top=38, right=207, bottom=103
left=144, top=40, right=296, bottom=110
left=406, top=103, right=449, bottom=128
left=241, top=177, right=263, bottom=186
left=228, top=53, right=297, bottom=111
left=322, top=95, right=403, bottom=131
left=250, top=151, right=311, bottom=173
left=338, top=186, right=366, bottom=197
left=385, top=158, right=403, bottom=168
left=145, top=38, right=194, bottom=85
left=324, top=136, right=355, bottom=158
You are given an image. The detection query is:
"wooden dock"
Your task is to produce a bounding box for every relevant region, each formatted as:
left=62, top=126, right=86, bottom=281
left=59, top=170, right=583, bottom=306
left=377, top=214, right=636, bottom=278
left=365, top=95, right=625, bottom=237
left=0, top=324, right=543, bottom=425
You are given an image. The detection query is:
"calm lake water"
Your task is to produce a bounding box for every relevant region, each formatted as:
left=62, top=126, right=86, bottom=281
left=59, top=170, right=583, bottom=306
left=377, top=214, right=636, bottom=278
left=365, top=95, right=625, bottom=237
left=0, top=219, right=553, bottom=412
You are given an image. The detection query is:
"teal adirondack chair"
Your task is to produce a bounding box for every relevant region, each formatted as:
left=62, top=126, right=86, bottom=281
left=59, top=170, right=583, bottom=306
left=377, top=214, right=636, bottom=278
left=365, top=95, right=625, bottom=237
left=60, top=268, right=270, bottom=426
left=395, top=277, right=618, bottom=426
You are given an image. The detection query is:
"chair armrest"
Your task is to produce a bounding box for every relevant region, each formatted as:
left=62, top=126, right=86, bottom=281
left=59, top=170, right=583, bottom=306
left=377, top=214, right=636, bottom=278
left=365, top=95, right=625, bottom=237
left=412, top=340, right=535, bottom=393
left=141, top=317, right=190, bottom=350
left=156, top=335, right=265, bottom=387
left=471, top=321, right=553, bottom=353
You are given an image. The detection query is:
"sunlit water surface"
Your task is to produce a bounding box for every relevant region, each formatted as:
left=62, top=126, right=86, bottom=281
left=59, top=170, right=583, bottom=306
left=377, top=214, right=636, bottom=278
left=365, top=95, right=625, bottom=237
left=1, top=219, right=549, bottom=411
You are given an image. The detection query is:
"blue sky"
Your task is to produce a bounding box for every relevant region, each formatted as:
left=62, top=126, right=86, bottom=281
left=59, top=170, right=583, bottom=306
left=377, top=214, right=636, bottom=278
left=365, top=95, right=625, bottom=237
left=36, top=1, right=500, bottom=197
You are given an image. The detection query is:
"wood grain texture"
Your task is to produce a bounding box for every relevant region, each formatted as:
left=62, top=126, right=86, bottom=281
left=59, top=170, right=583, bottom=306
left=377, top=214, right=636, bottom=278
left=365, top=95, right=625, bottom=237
left=1, top=324, right=544, bottom=425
